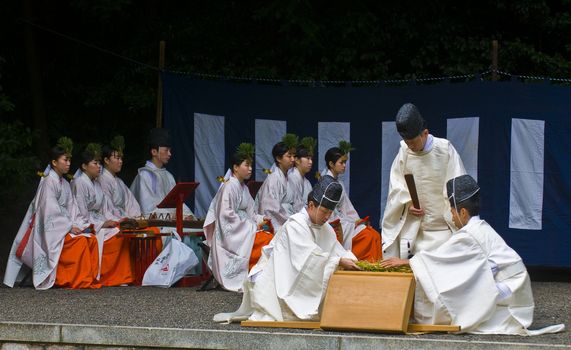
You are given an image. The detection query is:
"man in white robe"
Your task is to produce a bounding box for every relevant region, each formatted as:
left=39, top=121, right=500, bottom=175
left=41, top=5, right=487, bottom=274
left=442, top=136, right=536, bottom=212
left=214, top=175, right=359, bottom=323
left=130, top=128, right=193, bottom=219
left=381, top=175, right=565, bottom=335
left=98, top=142, right=141, bottom=218
left=382, top=103, right=465, bottom=259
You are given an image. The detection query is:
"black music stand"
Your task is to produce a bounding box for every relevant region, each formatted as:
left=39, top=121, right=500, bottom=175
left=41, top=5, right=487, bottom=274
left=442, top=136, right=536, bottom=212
left=157, top=182, right=199, bottom=235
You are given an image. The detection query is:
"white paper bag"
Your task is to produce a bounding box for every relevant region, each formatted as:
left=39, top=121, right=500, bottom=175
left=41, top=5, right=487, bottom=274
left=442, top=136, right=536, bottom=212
left=142, top=232, right=199, bottom=287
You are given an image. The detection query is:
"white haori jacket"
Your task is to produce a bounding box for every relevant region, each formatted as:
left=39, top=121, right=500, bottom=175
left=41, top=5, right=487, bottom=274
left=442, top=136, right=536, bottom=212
left=130, top=161, right=193, bottom=218
left=287, top=167, right=312, bottom=213
left=204, top=175, right=265, bottom=292
left=410, top=216, right=565, bottom=335
left=4, top=169, right=91, bottom=290
left=71, top=171, right=121, bottom=277
left=381, top=136, right=465, bottom=258
left=213, top=208, right=357, bottom=323
left=97, top=167, right=141, bottom=218
left=321, top=168, right=366, bottom=250
left=254, top=164, right=295, bottom=231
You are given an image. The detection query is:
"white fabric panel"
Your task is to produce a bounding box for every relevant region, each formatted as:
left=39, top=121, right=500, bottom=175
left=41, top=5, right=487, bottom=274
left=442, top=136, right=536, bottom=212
left=194, top=113, right=225, bottom=218
left=447, top=117, right=479, bottom=181
left=380, top=121, right=402, bottom=225
left=255, top=119, right=286, bottom=181
left=318, top=122, right=351, bottom=194
left=509, top=118, right=545, bottom=230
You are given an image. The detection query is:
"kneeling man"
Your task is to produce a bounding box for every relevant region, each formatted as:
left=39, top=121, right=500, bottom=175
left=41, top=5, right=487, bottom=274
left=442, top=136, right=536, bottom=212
left=382, top=175, right=564, bottom=335
left=214, top=175, right=360, bottom=323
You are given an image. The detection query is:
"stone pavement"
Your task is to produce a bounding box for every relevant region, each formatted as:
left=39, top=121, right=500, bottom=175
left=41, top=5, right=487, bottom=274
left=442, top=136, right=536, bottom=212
left=0, top=281, right=568, bottom=349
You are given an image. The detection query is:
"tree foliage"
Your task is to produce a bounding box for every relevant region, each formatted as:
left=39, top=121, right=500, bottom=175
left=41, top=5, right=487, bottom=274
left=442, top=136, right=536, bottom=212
left=1, top=0, right=571, bottom=176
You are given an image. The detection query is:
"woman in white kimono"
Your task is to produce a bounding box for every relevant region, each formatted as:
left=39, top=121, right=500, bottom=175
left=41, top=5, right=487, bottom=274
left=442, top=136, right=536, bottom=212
left=3, top=137, right=101, bottom=290
left=255, top=134, right=297, bottom=231
left=288, top=137, right=315, bottom=213
left=322, top=141, right=382, bottom=262
left=204, top=143, right=273, bottom=292
left=71, top=143, right=133, bottom=286
left=98, top=136, right=141, bottom=218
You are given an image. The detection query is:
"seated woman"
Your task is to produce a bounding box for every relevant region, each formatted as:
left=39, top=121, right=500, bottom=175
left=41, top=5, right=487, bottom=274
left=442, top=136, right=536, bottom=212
left=71, top=143, right=133, bottom=286
left=288, top=137, right=315, bottom=213
left=97, top=136, right=142, bottom=218
left=4, top=137, right=101, bottom=290
left=204, top=143, right=273, bottom=292
left=322, top=141, right=382, bottom=262
left=255, top=133, right=297, bottom=231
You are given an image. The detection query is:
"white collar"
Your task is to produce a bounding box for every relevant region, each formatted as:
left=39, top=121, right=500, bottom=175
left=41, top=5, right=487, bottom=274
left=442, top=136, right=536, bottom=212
left=423, top=134, right=434, bottom=152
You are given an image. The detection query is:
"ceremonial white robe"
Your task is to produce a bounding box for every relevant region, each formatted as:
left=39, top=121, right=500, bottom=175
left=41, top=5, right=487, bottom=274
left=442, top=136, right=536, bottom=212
left=410, top=216, right=565, bottom=335
left=71, top=171, right=121, bottom=276
left=204, top=175, right=265, bottom=292
left=255, top=164, right=295, bottom=231
left=322, top=168, right=367, bottom=250
left=213, top=208, right=356, bottom=323
left=130, top=161, right=192, bottom=218
left=4, top=170, right=91, bottom=290
left=98, top=168, right=141, bottom=218
left=381, top=136, right=465, bottom=258
left=288, top=167, right=313, bottom=213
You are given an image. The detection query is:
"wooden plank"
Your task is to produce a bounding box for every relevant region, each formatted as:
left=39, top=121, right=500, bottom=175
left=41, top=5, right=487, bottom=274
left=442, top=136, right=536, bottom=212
left=407, top=324, right=461, bottom=333
left=334, top=270, right=413, bottom=277
left=320, top=272, right=415, bottom=333
left=241, top=320, right=321, bottom=329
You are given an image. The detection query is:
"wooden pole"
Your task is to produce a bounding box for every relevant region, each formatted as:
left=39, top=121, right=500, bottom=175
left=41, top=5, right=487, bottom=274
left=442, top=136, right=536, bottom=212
left=491, top=40, right=498, bottom=81
left=156, top=40, right=166, bottom=128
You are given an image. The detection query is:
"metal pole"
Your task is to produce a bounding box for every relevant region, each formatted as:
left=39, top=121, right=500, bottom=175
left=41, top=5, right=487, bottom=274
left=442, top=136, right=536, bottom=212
left=491, top=40, right=498, bottom=81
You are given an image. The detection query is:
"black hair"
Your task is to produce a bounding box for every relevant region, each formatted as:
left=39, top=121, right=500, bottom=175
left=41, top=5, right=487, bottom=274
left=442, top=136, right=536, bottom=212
left=307, top=191, right=319, bottom=206
left=48, top=146, right=67, bottom=162
left=229, top=152, right=252, bottom=170
left=102, top=145, right=119, bottom=160
left=79, top=149, right=100, bottom=166
left=451, top=192, right=480, bottom=216
left=296, top=145, right=313, bottom=158
left=324, top=147, right=344, bottom=170
left=272, top=142, right=290, bottom=165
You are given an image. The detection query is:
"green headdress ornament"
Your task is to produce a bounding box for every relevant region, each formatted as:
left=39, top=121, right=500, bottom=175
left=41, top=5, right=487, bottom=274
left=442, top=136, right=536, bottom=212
left=299, top=136, right=316, bottom=156
left=85, top=143, right=102, bottom=161
left=56, top=137, right=73, bottom=157
left=281, top=133, right=299, bottom=151
left=236, top=142, right=255, bottom=162
left=338, top=140, right=355, bottom=155
left=110, top=135, right=125, bottom=157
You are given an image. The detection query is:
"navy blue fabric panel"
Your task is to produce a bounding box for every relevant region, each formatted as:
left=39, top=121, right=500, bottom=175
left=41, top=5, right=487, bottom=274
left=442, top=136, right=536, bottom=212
left=162, top=74, right=196, bottom=209
left=162, top=72, right=571, bottom=267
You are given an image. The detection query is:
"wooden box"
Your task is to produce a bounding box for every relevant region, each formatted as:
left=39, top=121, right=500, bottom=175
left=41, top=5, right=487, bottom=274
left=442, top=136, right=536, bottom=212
left=320, top=271, right=415, bottom=333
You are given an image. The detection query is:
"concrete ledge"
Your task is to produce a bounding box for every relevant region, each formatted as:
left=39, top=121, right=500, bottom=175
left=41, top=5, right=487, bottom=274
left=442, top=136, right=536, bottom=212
left=0, top=323, right=60, bottom=343
left=1, top=322, right=570, bottom=350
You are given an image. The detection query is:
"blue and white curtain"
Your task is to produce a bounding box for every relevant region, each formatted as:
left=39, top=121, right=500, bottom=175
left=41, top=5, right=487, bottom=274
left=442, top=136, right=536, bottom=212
left=163, top=72, right=571, bottom=267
